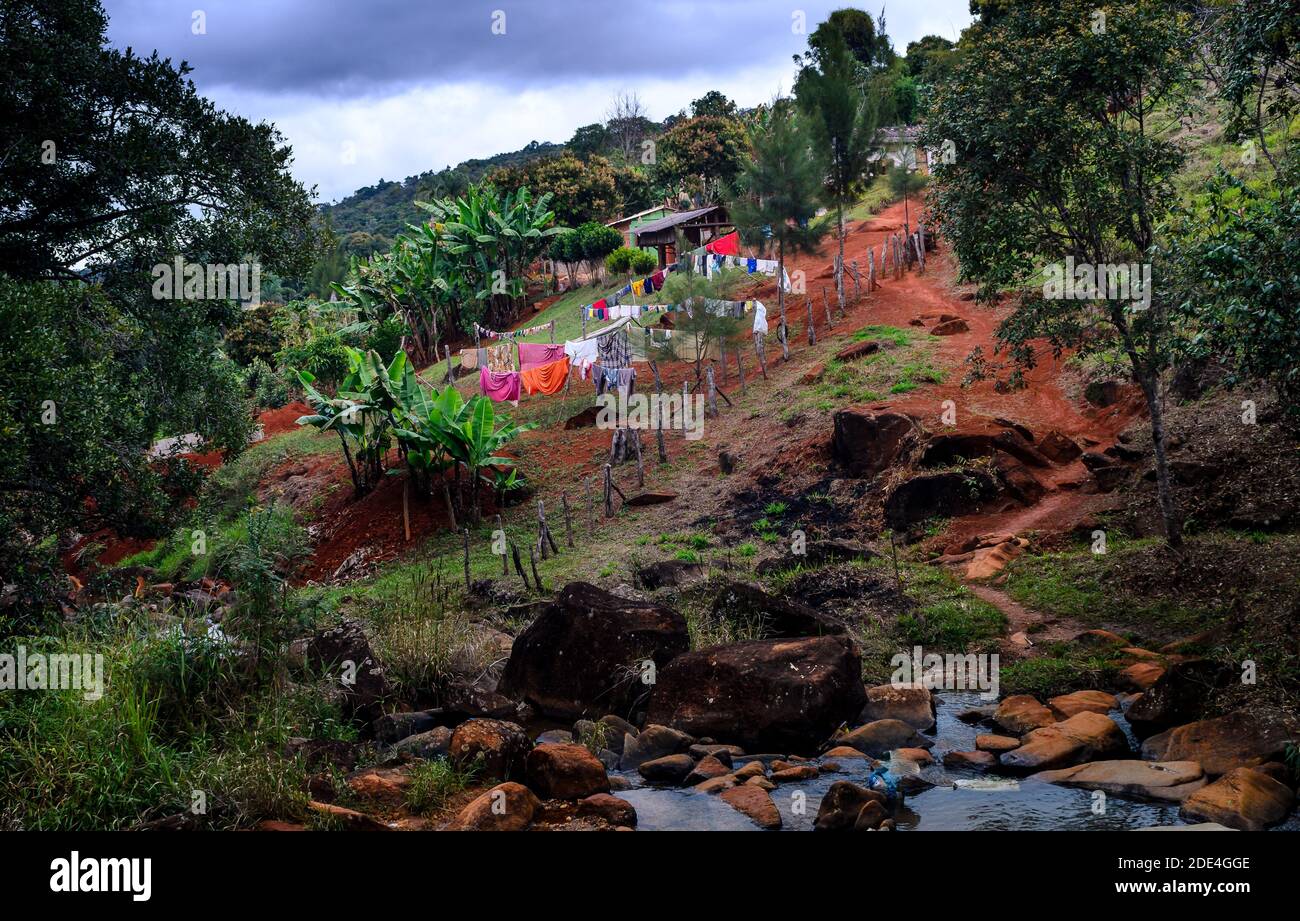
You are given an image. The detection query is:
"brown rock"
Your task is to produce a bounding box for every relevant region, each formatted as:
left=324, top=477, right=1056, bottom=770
left=1141, top=710, right=1299, bottom=776
left=720, top=784, right=782, bottom=829
left=835, top=339, right=881, bottom=361
left=1075, top=629, right=1127, bottom=648
left=895, top=747, right=935, bottom=765
left=448, top=719, right=531, bottom=781
left=733, top=759, right=767, bottom=780
left=525, top=743, right=610, bottom=799
left=943, top=750, right=997, bottom=770
left=498, top=582, right=689, bottom=721
left=638, top=753, right=696, bottom=785
left=1048, top=690, right=1118, bottom=720
left=860, top=683, right=936, bottom=731
left=771, top=765, right=820, bottom=783
left=839, top=719, right=931, bottom=757
left=684, top=754, right=731, bottom=785
left=647, top=634, right=866, bottom=752
left=1028, top=760, right=1207, bottom=803
left=815, top=780, right=887, bottom=831
left=976, top=734, right=1021, bottom=754
left=1180, top=768, right=1295, bottom=831
left=831, top=409, right=921, bottom=478
left=823, top=745, right=871, bottom=760
left=447, top=782, right=540, bottom=831
left=994, top=695, right=1057, bottom=735
left=930, top=318, right=969, bottom=336
left=694, top=775, right=738, bottom=794
left=575, top=793, right=637, bottom=827
left=853, top=800, right=889, bottom=830
left=1038, top=430, right=1083, bottom=464
left=1000, top=711, right=1129, bottom=773
left=308, top=801, right=390, bottom=831
left=1117, top=662, right=1166, bottom=691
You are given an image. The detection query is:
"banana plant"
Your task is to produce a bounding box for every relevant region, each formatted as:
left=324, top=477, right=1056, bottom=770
left=294, top=347, right=407, bottom=496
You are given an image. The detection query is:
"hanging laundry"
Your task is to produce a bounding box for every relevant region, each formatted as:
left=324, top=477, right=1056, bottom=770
left=459, top=348, right=480, bottom=370
left=520, top=356, right=570, bottom=396
left=705, top=231, right=739, bottom=256
left=518, top=342, right=565, bottom=370
left=746, top=257, right=758, bottom=273
left=564, top=335, right=599, bottom=379
left=650, top=269, right=664, bottom=290
left=753, top=301, right=768, bottom=334
left=631, top=279, right=645, bottom=297
left=487, top=342, right=514, bottom=372
left=479, top=367, right=520, bottom=404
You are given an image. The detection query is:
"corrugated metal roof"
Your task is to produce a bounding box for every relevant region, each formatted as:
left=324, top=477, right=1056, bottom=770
left=633, top=206, right=720, bottom=237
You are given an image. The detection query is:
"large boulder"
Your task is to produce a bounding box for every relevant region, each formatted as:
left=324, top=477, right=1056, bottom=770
left=446, top=782, right=539, bottom=831
left=1141, top=710, right=1299, bottom=776
left=498, top=582, right=689, bottom=721
left=831, top=410, right=920, bottom=478
left=634, top=560, right=705, bottom=590
left=1125, top=659, right=1234, bottom=738
left=1026, top=760, right=1208, bottom=802
left=1180, top=768, right=1296, bottom=831
left=447, top=719, right=531, bottom=781
left=884, top=471, right=1000, bottom=529
left=999, top=711, right=1129, bottom=773
left=839, top=719, right=932, bottom=757
left=638, top=753, right=696, bottom=785
left=710, top=580, right=845, bottom=638
left=525, top=743, right=610, bottom=799
left=646, top=635, right=866, bottom=753
left=387, top=726, right=453, bottom=761
left=298, top=619, right=390, bottom=722
left=859, top=683, right=936, bottom=732
left=1038, top=430, right=1083, bottom=464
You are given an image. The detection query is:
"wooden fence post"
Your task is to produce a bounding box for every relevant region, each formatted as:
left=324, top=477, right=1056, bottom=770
left=497, top=514, right=507, bottom=575
left=649, top=360, right=668, bottom=463
left=753, top=331, right=768, bottom=379
left=603, top=464, right=613, bottom=517
left=705, top=363, right=719, bottom=418
left=806, top=297, right=816, bottom=346
left=561, top=493, right=574, bottom=548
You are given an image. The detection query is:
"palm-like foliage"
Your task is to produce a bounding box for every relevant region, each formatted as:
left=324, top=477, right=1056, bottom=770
left=296, top=346, right=534, bottom=523
left=416, top=183, right=565, bottom=332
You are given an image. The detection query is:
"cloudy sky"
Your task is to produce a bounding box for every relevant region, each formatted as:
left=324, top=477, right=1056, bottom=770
left=103, top=1, right=973, bottom=203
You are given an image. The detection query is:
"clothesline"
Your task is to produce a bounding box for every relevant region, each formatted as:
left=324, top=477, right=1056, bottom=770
left=474, top=319, right=555, bottom=340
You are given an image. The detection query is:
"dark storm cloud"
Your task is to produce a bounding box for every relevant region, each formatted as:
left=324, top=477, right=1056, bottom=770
left=103, top=0, right=843, bottom=95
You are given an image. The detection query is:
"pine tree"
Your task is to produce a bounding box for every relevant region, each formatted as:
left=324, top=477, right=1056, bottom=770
left=728, top=99, right=829, bottom=360
left=796, top=28, right=886, bottom=315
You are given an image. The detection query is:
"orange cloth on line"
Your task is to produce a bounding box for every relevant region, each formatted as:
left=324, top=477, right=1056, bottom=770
left=520, top=356, right=570, bottom=396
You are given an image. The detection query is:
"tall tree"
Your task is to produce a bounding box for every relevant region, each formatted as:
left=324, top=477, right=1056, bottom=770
left=923, top=0, right=1194, bottom=547
left=655, top=115, right=748, bottom=204
left=796, top=27, right=885, bottom=315
left=728, top=99, right=828, bottom=360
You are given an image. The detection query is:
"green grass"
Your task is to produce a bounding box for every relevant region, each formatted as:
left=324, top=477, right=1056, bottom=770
left=844, top=174, right=896, bottom=222
left=998, top=646, right=1128, bottom=699
left=405, top=757, right=480, bottom=816
left=894, top=562, right=1007, bottom=652
left=1003, top=536, right=1210, bottom=634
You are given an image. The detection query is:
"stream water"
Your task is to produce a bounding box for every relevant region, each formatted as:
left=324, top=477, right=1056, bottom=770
left=617, top=692, right=1203, bottom=832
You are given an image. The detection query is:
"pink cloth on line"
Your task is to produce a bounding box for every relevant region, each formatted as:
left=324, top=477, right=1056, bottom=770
left=479, top=367, right=520, bottom=403
left=518, top=342, right=566, bottom=371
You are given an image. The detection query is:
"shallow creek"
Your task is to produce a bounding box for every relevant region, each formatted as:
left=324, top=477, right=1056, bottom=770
left=617, top=692, right=1192, bottom=832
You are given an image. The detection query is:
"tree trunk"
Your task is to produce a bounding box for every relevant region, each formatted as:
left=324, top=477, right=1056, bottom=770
left=836, top=203, right=846, bottom=315
left=1139, top=372, right=1183, bottom=549
left=778, top=238, right=790, bottom=361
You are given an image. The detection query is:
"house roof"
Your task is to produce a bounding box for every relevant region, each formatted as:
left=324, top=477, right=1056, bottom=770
left=878, top=125, right=922, bottom=145
left=633, top=206, right=722, bottom=237
left=606, top=205, right=675, bottom=228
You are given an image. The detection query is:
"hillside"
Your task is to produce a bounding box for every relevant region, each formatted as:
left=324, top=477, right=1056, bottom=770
left=320, top=139, right=568, bottom=241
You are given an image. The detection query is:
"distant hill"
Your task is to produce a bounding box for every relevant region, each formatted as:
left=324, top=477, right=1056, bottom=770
left=320, top=140, right=568, bottom=242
